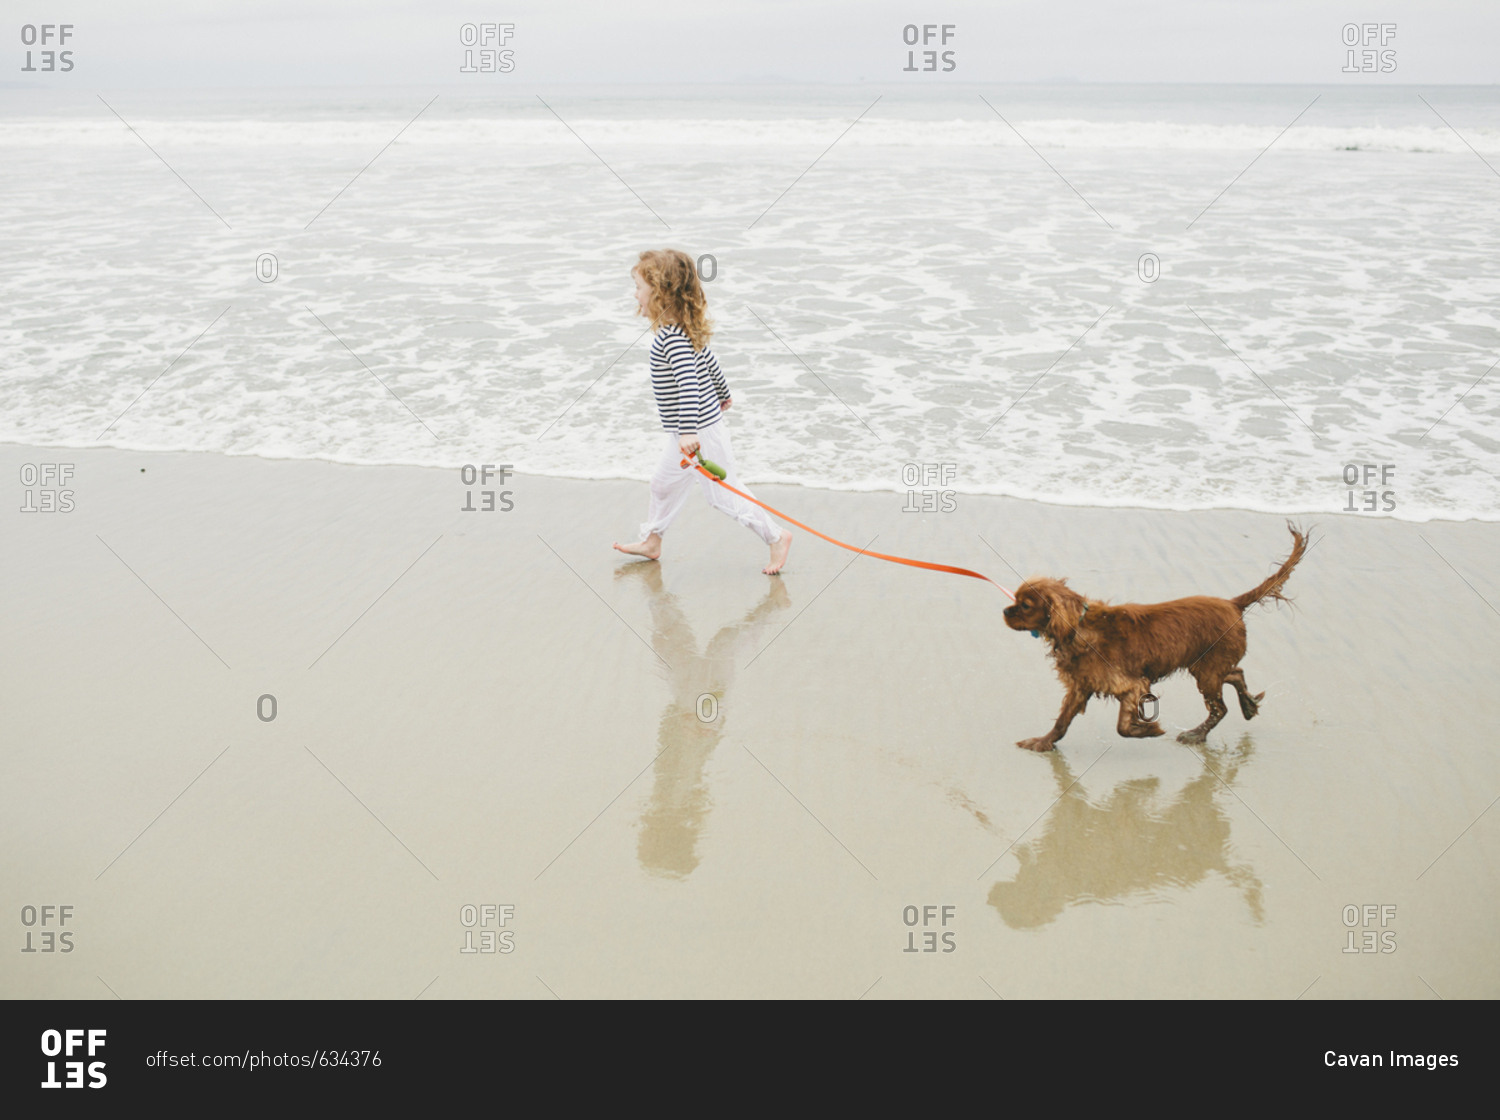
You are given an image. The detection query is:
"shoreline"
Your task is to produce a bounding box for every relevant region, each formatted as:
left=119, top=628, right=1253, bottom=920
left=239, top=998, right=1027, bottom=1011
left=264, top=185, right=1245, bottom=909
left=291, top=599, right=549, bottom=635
left=7, top=440, right=1491, bottom=527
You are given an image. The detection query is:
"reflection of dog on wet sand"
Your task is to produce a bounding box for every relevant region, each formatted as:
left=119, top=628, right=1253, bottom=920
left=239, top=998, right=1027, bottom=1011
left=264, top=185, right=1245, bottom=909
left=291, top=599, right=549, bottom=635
left=988, top=739, right=1264, bottom=929
left=1002, top=524, right=1308, bottom=751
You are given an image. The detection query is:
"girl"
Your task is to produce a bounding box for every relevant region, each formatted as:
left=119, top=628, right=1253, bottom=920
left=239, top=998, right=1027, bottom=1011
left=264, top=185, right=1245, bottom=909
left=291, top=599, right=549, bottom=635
left=613, top=249, right=792, bottom=574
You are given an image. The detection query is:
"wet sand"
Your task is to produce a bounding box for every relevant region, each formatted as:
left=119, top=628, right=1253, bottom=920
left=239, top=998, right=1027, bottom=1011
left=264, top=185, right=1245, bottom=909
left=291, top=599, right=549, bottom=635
left=3, top=443, right=1497, bottom=998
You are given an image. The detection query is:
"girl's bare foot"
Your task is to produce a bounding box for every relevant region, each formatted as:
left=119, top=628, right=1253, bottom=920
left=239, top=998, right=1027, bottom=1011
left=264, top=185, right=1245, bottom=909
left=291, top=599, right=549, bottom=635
left=763, top=530, right=792, bottom=574
left=613, top=533, right=662, bottom=560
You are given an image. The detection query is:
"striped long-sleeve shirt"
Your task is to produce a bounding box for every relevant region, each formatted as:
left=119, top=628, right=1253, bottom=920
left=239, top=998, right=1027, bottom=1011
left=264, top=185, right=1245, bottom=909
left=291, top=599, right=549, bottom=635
left=649, top=324, right=730, bottom=435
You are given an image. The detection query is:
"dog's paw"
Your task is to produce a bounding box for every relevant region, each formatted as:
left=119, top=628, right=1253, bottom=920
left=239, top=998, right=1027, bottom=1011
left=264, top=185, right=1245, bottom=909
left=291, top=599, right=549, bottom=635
left=1239, top=690, right=1265, bottom=720
left=1016, top=737, right=1056, bottom=752
left=1176, top=729, right=1208, bottom=745
left=1141, top=721, right=1165, bottom=738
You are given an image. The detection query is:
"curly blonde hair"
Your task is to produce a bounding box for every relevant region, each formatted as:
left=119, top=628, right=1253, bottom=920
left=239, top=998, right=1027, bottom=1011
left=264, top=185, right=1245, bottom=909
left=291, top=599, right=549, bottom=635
left=633, top=249, right=713, bottom=350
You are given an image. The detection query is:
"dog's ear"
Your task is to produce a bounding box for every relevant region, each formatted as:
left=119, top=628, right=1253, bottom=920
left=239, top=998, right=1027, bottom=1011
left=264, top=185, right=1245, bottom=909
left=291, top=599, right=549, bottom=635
left=1040, top=580, right=1087, bottom=643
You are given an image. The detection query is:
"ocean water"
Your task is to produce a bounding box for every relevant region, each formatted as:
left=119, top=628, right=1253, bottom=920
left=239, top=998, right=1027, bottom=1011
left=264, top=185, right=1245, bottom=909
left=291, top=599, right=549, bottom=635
left=2, top=83, right=1497, bottom=520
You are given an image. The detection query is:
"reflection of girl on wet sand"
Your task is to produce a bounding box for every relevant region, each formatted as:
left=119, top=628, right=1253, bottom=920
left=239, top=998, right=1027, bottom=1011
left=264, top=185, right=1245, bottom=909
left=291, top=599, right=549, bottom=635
left=613, top=249, right=792, bottom=575
left=616, top=561, right=790, bottom=878
left=988, top=737, right=1264, bottom=929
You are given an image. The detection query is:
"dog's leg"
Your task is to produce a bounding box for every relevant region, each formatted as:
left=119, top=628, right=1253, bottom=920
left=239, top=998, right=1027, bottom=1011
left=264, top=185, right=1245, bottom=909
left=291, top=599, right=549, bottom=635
left=1179, top=669, right=1230, bottom=744
left=1017, top=686, right=1089, bottom=752
left=1115, top=680, right=1164, bottom=738
left=1224, top=667, right=1264, bottom=720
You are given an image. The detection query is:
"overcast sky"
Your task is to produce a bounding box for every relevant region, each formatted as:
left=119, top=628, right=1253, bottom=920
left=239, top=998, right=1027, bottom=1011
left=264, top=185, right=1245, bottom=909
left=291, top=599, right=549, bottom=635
left=8, top=1, right=1499, bottom=87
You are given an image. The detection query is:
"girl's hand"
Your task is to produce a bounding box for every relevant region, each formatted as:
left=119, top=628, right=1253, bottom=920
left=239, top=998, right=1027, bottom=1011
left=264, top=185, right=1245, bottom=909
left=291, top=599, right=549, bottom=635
left=720, top=398, right=732, bottom=412
left=679, top=433, right=700, bottom=457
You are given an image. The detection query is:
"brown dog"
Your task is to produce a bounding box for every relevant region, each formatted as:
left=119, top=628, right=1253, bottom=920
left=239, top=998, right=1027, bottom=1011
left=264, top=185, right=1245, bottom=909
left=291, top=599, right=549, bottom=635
left=1002, top=524, right=1308, bottom=751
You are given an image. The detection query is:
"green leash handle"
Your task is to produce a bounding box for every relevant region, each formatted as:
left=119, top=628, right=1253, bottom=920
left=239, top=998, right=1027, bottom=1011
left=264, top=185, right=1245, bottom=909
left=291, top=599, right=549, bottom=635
left=680, top=450, right=727, bottom=480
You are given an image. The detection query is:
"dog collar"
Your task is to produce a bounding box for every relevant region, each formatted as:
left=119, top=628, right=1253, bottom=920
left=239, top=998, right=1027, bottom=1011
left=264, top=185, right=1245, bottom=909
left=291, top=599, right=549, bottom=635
left=1033, top=604, right=1086, bottom=640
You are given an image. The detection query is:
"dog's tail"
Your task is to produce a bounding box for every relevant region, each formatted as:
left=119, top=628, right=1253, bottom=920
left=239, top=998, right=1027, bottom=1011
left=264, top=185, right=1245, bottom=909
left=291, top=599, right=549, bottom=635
left=1232, top=522, right=1309, bottom=611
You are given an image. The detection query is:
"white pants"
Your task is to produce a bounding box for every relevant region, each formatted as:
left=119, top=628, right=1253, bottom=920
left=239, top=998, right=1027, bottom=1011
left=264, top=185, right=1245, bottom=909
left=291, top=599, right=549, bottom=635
left=640, top=423, right=782, bottom=546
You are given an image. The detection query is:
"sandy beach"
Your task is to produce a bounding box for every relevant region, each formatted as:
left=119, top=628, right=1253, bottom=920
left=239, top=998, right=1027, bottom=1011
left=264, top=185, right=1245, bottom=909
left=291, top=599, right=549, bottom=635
left=3, top=441, right=1496, bottom=999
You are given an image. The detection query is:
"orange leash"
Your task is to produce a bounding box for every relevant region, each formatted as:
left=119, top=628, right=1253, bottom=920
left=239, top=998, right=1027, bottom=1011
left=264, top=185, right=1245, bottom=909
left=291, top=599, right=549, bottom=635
left=680, top=454, right=1015, bottom=601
